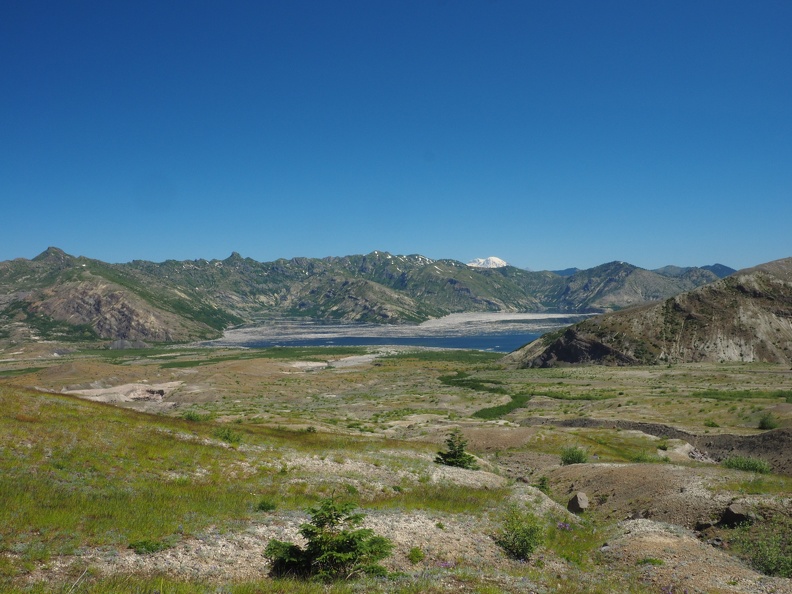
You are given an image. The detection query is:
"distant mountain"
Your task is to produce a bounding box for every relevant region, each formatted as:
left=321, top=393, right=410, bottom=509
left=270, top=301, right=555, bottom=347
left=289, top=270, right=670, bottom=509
left=0, top=248, right=724, bottom=344
left=467, top=256, right=508, bottom=268
left=701, top=263, right=736, bottom=278
left=550, top=268, right=580, bottom=277
left=508, top=257, right=792, bottom=367
left=654, top=264, right=735, bottom=279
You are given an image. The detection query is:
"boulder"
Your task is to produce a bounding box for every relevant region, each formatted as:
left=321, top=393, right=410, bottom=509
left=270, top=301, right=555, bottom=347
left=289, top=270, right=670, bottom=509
left=718, top=503, right=757, bottom=527
left=567, top=492, right=589, bottom=514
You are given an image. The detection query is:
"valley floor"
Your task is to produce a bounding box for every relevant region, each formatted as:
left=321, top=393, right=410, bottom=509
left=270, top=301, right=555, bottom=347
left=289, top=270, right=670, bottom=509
left=1, top=343, right=791, bottom=593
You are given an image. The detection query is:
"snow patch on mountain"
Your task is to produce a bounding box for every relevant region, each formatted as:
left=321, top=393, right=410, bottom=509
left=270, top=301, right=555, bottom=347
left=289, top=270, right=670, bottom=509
left=467, top=256, right=508, bottom=269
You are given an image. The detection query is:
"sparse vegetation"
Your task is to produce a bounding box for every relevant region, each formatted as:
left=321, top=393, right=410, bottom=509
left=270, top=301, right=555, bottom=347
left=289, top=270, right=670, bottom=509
left=732, top=514, right=792, bottom=578
left=533, top=476, right=550, bottom=494
left=1, top=342, right=791, bottom=593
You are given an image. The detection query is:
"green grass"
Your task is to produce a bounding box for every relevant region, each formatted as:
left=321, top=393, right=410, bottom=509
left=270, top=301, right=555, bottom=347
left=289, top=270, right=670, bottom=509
left=531, top=390, right=616, bottom=401
left=543, top=516, right=605, bottom=567
left=0, top=367, right=46, bottom=377
left=473, top=393, right=531, bottom=419
left=718, top=474, right=792, bottom=495
left=721, top=456, right=772, bottom=474
left=383, top=350, right=503, bottom=363
left=0, top=385, right=417, bottom=584
left=160, top=346, right=368, bottom=368
left=690, top=388, right=792, bottom=401
left=370, top=484, right=510, bottom=514
left=438, top=371, right=509, bottom=395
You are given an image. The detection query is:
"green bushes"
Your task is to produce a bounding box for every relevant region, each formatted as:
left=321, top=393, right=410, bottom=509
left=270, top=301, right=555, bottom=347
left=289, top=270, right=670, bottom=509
left=435, top=428, right=478, bottom=470
left=758, top=413, right=780, bottom=430
left=256, top=498, right=277, bottom=512
left=722, top=456, right=772, bottom=474
left=732, top=514, right=792, bottom=578
left=560, top=446, right=588, bottom=465
left=213, top=426, right=242, bottom=444
left=406, top=547, right=425, bottom=564
left=264, top=497, right=393, bottom=581
left=182, top=410, right=212, bottom=422
left=473, top=393, right=531, bottom=419
left=493, top=506, right=544, bottom=561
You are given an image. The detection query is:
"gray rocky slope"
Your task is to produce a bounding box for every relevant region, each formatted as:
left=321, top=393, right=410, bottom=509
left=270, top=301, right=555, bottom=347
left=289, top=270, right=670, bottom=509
left=507, top=257, right=792, bottom=367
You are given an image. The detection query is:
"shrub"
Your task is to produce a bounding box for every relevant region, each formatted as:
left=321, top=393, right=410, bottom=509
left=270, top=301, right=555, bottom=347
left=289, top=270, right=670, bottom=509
left=129, top=539, right=171, bottom=555
left=560, top=446, right=588, bottom=465
left=493, top=506, right=544, bottom=561
left=407, top=547, right=425, bottom=564
left=256, top=498, right=277, bottom=512
left=182, top=411, right=209, bottom=422
left=435, top=428, right=479, bottom=470
left=722, top=456, right=772, bottom=474
left=264, top=497, right=393, bottom=581
left=213, top=426, right=242, bottom=444
left=758, top=413, right=780, bottom=430
left=704, top=419, right=719, bottom=428
left=533, top=476, right=550, bottom=495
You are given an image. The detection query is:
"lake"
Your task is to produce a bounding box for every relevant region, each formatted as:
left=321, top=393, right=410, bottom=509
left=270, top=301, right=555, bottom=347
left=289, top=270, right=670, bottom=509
left=206, top=312, right=585, bottom=353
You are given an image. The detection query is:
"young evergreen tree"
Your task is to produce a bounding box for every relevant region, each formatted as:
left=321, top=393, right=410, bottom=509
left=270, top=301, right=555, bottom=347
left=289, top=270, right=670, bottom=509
left=435, top=428, right=479, bottom=470
left=265, top=497, right=393, bottom=581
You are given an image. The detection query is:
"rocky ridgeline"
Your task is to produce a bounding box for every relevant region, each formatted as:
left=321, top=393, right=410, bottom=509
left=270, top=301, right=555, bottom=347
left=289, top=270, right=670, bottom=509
left=0, top=247, right=730, bottom=343
left=509, top=256, right=792, bottom=367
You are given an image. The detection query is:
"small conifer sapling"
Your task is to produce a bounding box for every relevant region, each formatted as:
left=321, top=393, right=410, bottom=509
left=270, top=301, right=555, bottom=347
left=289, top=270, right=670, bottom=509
left=435, top=428, right=479, bottom=470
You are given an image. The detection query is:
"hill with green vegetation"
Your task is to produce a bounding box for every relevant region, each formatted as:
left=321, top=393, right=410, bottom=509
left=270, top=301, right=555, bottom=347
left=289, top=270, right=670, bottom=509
left=0, top=248, right=722, bottom=344
left=509, top=257, right=792, bottom=367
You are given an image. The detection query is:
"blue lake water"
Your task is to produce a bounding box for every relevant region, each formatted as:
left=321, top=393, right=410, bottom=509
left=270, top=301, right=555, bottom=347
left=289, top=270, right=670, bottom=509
left=209, top=313, right=585, bottom=353
left=241, top=332, right=540, bottom=353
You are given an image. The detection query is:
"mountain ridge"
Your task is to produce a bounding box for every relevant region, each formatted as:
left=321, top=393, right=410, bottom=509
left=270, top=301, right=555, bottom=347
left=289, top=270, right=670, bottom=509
left=0, top=248, right=729, bottom=344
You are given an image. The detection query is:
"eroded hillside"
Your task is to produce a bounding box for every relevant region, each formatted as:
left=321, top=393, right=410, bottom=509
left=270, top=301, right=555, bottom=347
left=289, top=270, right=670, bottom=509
left=509, top=257, right=792, bottom=368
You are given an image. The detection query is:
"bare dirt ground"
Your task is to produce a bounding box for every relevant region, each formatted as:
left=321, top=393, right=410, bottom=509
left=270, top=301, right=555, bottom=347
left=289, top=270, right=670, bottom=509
left=603, top=519, right=791, bottom=594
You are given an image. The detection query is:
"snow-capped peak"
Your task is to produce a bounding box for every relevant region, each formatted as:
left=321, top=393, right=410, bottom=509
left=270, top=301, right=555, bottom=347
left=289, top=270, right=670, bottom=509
left=467, top=256, right=508, bottom=269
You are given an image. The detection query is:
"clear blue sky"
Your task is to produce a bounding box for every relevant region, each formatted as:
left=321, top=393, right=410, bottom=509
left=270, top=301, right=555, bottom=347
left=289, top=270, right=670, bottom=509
left=2, top=1, right=790, bottom=271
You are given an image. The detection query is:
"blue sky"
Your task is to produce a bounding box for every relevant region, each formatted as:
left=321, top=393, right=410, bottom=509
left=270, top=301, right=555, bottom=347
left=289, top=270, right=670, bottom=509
left=2, top=1, right=790, bottom=271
